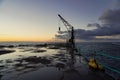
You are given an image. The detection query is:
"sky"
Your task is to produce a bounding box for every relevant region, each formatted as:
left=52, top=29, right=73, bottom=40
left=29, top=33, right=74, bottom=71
left=0, top=0, right=119, bottom=42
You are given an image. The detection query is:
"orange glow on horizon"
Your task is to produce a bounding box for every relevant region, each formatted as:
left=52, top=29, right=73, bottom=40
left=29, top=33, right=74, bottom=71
left=0, top=35, right=53, bottom=42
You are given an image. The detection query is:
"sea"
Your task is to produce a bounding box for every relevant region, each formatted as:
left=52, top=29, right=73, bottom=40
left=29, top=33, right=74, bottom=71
left=0, top=42, right=120, bottom=80
left=76, top=42, right=120, bottom=79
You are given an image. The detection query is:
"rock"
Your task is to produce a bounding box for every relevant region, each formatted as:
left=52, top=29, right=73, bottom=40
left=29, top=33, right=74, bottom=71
left=33, top=49, right=46, bottom=53
left=0, top=49, right=15, bottom=55
left=23, top=56, right=51, bottom=65
left=0, top=75, right=2, bottom=79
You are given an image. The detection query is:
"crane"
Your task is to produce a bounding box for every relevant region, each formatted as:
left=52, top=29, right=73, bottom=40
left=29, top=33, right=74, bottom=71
left=58, top=14, right=77, bottom=67
left=58, top=14, right=75, bottom=49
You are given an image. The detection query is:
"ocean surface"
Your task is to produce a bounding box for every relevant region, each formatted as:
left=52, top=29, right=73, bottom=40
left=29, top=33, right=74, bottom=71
left=76, top=42, right=120, bottom=79
left=0, top=42, right=120, bottom=80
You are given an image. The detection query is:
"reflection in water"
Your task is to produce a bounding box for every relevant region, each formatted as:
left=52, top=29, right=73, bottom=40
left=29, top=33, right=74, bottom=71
left=0, top=44, right=74, bottom=80
left=0, top=44, right=116, bottom=80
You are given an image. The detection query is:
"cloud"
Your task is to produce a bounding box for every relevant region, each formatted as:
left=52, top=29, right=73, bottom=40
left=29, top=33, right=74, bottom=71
left=87, top=23, right=101, bottom=28
left=55, top=34, right=67, bottom=39
left=99, top=9, right=120, bottom=24
left=56, top=9, right=120, bottom=41
left=56, top=17, right=120, bottom=41
left=75, top=8, right=120, bottom=41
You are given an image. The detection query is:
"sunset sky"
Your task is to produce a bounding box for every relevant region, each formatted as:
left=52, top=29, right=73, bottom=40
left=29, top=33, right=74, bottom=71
left=0, top=0, right=120, bottom=42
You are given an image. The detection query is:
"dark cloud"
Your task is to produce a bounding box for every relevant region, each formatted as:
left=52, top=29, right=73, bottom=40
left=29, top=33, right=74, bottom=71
left=56, top=22, right=120, bottom=41
left=75, top=8, right=120, bottom=40
left=74, top=24, right=120, bottom=40
left=55, top=1, right=120, bottom=41
left=87, top=23, right=101, bottom=28
left=99, top=9, right=120, bottom=24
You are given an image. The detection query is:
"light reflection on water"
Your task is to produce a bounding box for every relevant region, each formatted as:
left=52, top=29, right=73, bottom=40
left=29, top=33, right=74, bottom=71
left=0, top=42, right=120, bottom=80
left=0, top=47, right=63, bottom=80
left=0, top=47, right=58, bottom=60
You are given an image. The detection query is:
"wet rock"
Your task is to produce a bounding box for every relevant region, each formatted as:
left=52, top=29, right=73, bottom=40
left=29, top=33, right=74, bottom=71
left=0, top=65, right=4, bottom=67
left=25, top=64, right=36, bottom=68
left=55, top=62, right=66, bottom=70
left=21, top=48, right=34, bottom=52
left=0, top=64, right=4, bottom=70
left=15, top=58, right=23, bottom=62
left=0, top=60, right=3, bottom=63
left=59, top=58, right=67, bottom=62
left=7, top=45, right=15, bottom=48
left=52, top=56, right=59, bottom=59
left=0, top=45, right=6, bottom=48
left=47, top=46, right=60, bottom=49
left=0, top=75, right=2, bottom=79
left=0, top=49, right=15, bottom=55
left=56, top=63, right=65, bottom=68
left=18, top=44, right=33, bottom=47
left=23, top=56, right=38, bottom=63
left=55, top=54, right=64, bottom=56
left=23, top=56, right=51, bottom=65
left=18, top=55, right=24, bottom=57
left=6, top=59, right=13, bottom=63
left=33, top=49, right=46, bottom=53
left=15, top=62, right=24, bottom=67
left=40, top=58, right=51, bottom=64
left=15, top=67, right=25, bottom=71
left=34, top=44, right=47, bottom=47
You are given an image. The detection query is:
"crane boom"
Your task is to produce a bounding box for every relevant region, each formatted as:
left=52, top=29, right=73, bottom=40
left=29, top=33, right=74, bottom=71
left=58, top=14, right=75, bottom=47
left=58, top=14, right=78, bottom=52
left=58, top=14, right=73, bottom=30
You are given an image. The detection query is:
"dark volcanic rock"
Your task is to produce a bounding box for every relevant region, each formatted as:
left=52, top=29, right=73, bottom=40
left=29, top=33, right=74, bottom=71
left=0, top=65, right=4, bottom=67
left=7, top=45, right=15, bottom=48
left=33, top=49, right=46, bottom=53
left=23, top=56, right=51, bottom=65
left=34, top=44, right=47, bottom=47
left=0, top=75, right=2, bottom=79
left=55, top=63, right=65, bottom=69
left=0, top=49, right=15, bottom=55
left=15, top=63, right=24, bottom=67
left=0, top=45, right=15, bottom=48
left=0, top=45, right=5, bottom=48
left=18, top=44, right=32, bottom=47
left=47, top=46, right=60, bottom=49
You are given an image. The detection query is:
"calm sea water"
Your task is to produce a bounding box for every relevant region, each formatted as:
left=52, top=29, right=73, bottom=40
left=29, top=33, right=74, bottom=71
left=0, top=42, right=120, bottom=79
left=76, top=42, right=120, bottom=79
